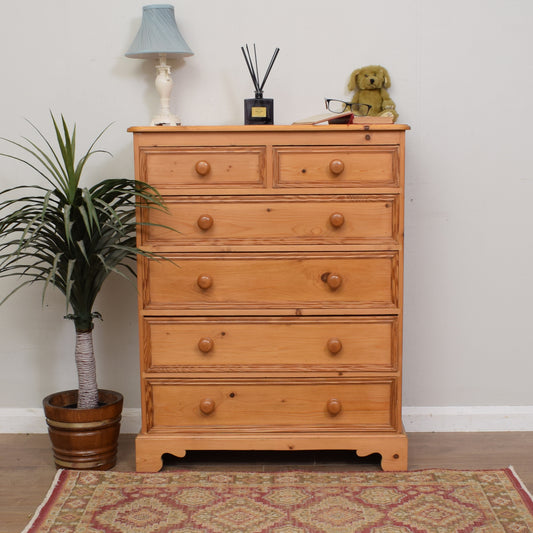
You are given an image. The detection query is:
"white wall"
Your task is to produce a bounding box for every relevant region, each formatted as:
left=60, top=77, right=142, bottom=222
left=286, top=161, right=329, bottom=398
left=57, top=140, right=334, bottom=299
left=1, top=0, right=533, bottom=427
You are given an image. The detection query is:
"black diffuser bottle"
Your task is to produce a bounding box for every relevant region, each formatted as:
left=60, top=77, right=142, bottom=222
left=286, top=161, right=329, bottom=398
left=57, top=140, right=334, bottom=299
left=244, top=91, right=274, bottom=125
left=242, top=45, right=279, bottom=125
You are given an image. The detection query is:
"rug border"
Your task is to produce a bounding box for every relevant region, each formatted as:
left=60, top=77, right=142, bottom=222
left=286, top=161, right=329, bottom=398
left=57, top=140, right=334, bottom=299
left=507, top=465, right=533, bottom=514
left=21, top=469, right=68, bottom=533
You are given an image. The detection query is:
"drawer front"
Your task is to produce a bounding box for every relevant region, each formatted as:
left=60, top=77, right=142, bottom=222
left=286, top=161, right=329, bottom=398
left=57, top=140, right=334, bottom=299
left=141, top=195, right=399, bottom=247
left=148, top=379, right=396, bottom=431
left=274, top=146, right=400, bottom=188
left=139, top=146, right=266, bottom=189
left=142, top=252, right=399, bottom=311
left=143, top=316, right=398, bottom=371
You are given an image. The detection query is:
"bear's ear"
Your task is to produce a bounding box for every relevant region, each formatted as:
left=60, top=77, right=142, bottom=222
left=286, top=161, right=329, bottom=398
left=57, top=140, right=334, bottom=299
left=348, top=69, right=361, bottom=91
left=380, top=66, right=391, bottom=88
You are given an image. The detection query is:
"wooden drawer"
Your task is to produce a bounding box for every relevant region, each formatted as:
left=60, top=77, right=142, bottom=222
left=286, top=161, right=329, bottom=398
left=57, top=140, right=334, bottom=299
left=141, top=195, right=399, bottom=248
left=142, top=252, right=399, bottom=311
left=139, top=146, right=266, bottom=189
left=143, top=316, right=399, bottom=371
left=274, top=146, right=400, bottom=188
left=147, top=379, right=396, bottom=431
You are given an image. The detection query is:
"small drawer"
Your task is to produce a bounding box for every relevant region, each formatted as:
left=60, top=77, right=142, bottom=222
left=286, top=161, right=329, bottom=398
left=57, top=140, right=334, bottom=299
left=141, top=195, right=399, bottom=247
left=139, top=146, right=266, bottom=189
left=148, top=379, right=396, bottom=431
left=143, top=316, right=398, bottom=371
left=274, top=146, right=400, bottom=188
left=142, top=252, right=399, bottom=311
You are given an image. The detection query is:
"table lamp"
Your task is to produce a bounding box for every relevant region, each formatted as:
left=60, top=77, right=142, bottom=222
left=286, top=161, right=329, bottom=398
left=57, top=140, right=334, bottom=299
left=126, top=4, right=193, bottom=126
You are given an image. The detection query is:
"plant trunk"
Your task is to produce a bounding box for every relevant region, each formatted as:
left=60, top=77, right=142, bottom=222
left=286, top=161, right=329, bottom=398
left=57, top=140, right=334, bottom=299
left=75, top=329, right=99, bottom=409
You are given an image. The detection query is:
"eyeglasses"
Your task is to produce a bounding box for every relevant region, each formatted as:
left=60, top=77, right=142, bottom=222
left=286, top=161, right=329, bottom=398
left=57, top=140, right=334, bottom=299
left=325, top=98, right=372, bottom=116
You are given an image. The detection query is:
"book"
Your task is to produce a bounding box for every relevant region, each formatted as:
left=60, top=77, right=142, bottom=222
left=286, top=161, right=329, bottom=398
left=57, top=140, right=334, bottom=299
left=352, top=115, right=394, bottom=124
left=292, top=111, right=353, bottom=125
left=293, top=112, right=393, bottom=125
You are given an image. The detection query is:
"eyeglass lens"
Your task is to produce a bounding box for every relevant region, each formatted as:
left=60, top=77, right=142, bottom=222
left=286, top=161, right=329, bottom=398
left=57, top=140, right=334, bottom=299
left=326, top=99, right=370, bottom=116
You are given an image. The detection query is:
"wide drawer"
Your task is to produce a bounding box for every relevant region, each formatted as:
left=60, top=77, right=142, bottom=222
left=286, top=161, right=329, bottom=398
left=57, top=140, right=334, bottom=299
left=143, top=316, right=399, bottom=371
left=274, top=145, right=400, bottom=188
left=147, top=379, right=397, bottom=431
left=141, top=252, right=399, bottom=311
left=139, top=146, right=266, bottom=189
left=141, top=195, right=399, bottom=247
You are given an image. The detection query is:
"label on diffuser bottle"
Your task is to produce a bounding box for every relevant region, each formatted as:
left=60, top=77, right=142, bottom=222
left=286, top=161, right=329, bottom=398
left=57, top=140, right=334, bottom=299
left=244, top=98, right=273, bottom=125
left=251, top=107, right=267, bottom=118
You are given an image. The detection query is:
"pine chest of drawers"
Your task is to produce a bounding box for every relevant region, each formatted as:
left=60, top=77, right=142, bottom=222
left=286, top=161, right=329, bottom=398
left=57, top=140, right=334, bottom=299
left=129, top=124, right=409, bottom=472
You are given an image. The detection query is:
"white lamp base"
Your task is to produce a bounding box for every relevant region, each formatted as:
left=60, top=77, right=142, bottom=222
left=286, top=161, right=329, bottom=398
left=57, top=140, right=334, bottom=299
left=152, top=54, right=181, bottom=126
left=151, top=114, right=180, bottom=127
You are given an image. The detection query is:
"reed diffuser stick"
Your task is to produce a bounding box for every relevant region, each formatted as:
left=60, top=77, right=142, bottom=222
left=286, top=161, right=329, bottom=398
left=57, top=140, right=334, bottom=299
left=260, top=48, right=280, bottom=92
left=241, top=47, right=259, bottom=93
left=245, top=44, right=259, bottom=93
left=253, top=44, right=260, bottom=90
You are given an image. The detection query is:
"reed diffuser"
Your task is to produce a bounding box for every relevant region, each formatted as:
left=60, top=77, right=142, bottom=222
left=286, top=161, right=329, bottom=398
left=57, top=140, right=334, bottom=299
left=241, top=44, right=280, bottom=125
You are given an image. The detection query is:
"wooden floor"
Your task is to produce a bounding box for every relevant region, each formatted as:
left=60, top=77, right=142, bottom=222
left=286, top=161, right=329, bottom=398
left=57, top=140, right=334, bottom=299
left=2, top=432, right=533, bottom=532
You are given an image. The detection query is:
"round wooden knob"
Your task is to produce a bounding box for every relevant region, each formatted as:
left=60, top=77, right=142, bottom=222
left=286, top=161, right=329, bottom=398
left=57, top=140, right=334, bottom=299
left=327, top=338, right=343, bottom=354
left=326, top=399, right=342, bottom=416
left=198, top=337, right=214, bottom=353
left=326, top=273, right=343, bottom=290
left=195, top=160, right=211, bottom=176
left=197, top=214, right=214, bottom=230
left=329, top=159, right=345, bottom=175
left=199, top=398, right=215, bottom=415
left=197, top=274, right=213, bottom=290
left=329, top=213, right=345, bottom=228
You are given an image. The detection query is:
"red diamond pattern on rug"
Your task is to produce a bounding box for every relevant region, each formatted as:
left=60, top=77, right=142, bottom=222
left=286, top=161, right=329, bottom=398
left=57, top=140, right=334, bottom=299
left=389, top=493, right=484, bottom=530
left=293, top=495, right=384, bottom=531
left=91, top=490, right=188, bottom=532
left=192, top=496, right=285, bottom=532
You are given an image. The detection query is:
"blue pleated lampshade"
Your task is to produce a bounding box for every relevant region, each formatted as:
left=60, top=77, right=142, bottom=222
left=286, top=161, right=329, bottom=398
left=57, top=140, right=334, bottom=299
left=125, top=4, right=193, bottom=58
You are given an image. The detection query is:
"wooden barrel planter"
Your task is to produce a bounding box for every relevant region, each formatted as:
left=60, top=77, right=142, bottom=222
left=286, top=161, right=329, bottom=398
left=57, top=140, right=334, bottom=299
left=43, top=389, right=123, bottom=470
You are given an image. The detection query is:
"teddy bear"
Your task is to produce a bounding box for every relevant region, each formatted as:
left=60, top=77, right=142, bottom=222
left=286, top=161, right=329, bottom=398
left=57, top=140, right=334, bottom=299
left=347, top=65, right=398, bottom=121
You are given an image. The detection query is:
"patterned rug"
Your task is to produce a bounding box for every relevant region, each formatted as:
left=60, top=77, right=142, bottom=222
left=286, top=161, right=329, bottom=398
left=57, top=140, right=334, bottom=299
left=24, top=468, right=533, bottom=532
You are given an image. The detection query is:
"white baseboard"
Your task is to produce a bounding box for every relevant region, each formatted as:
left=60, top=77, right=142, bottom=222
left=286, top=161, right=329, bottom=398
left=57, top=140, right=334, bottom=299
left=0, top=408, right=141, bottom=434
left=402, top=406, right=533, bottom=432
left=1, top=406, right=533, bottom=434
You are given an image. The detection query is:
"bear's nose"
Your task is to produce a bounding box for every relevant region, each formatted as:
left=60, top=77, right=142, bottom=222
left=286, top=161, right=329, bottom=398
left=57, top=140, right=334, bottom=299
left=370, top=78, right=375, bottom=84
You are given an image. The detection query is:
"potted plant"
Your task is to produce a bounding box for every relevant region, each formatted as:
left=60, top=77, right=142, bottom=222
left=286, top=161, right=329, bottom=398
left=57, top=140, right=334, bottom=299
left=0, top=114, right=166, bottom=470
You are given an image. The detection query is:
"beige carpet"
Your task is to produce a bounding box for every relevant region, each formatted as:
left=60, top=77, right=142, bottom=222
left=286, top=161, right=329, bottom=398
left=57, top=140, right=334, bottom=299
left=24, top=467, right=533, bottom=532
